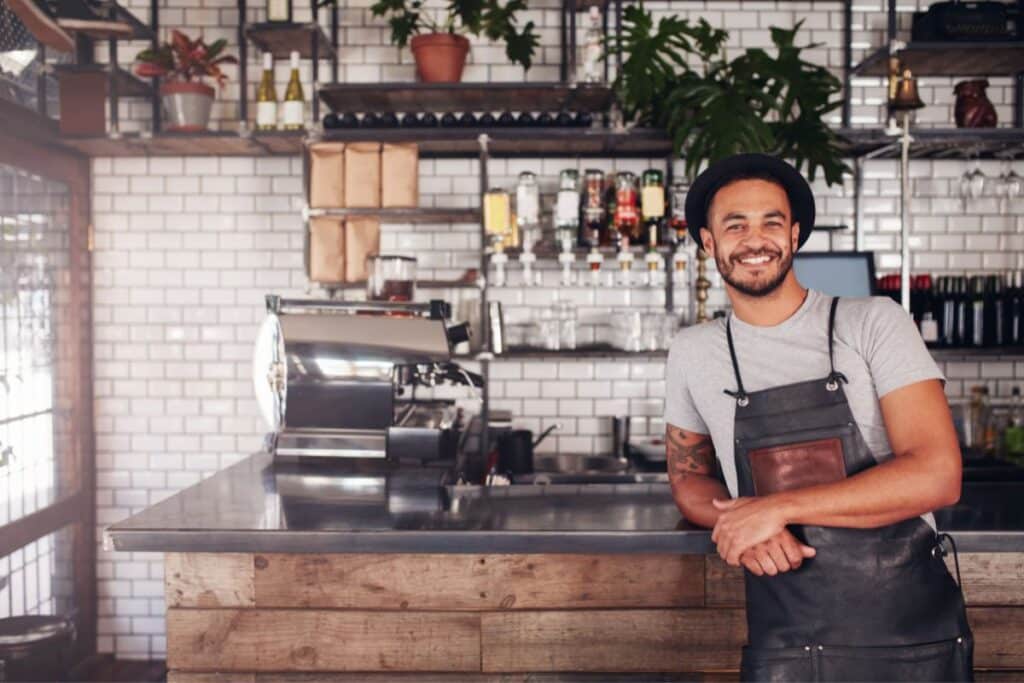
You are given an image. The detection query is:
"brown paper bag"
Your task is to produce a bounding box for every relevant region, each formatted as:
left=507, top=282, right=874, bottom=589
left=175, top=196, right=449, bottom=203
left=344, top=142, right=382, bottom=208
left=381, top=143, right=419, bottom=208
left=345, top=217, right=380, bottom=282
left=308, top=216, right=346, bottom=283
left=308, top=142, right=346, bottom=208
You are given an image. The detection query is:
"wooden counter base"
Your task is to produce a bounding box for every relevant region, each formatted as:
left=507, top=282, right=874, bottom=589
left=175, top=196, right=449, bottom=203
left=164, top=552, right=1024, bottom=678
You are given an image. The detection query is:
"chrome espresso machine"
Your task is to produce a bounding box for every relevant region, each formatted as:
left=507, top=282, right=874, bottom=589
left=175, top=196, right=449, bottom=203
left=253, top=295, right=479, bottom=465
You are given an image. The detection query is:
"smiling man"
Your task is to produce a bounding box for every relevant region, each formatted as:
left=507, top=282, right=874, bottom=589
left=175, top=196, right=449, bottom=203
left=664, top=153, right=974, bottom=682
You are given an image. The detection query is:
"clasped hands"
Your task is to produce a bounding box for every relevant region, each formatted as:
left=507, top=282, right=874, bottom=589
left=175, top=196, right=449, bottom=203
left=711, top=496, right=816, bottom=576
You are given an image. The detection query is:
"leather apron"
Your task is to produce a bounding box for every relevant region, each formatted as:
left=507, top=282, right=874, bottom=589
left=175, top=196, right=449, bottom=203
left=726, top=297, right=974, bottom=682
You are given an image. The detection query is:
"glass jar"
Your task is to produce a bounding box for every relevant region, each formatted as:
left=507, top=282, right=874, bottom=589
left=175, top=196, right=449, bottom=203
left=484, top=188, right=512, bottom=251
left=555, top=170, right=580, bottom=252
left=366, top=254, right=417, bottom=302
left=668, top=180, right=689, bottom=247
left=581, top=169, right=606, bottom=248
left=516, top=172, right=540, bottom=242
left=614, top=172, right=640, bottom=246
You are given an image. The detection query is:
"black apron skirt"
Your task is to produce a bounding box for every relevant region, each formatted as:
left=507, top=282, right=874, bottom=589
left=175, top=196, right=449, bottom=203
left=722, top=297, right=973, bottom=682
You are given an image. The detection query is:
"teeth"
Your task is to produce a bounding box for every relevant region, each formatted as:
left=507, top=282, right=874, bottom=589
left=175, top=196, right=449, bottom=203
left=740, top=255, right=770, bottom=264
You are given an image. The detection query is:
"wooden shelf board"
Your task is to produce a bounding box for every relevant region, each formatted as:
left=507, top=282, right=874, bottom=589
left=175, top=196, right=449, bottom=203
left=245, top=22, right=337, bottom=60
left=314, top=272, right=481, bottom=290
left=502, top=344, right=668, bottom=358
left=318, top=82, right=614, bottom=114
left=853, top=42, right=1024, bottom=77
left=54, top=64, right=153, bottom=98
left=309, top=207, right=480, bottom=223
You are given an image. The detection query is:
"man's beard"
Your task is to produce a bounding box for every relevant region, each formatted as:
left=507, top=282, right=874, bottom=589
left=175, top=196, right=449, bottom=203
left=714, top=244, right=793, bottom=297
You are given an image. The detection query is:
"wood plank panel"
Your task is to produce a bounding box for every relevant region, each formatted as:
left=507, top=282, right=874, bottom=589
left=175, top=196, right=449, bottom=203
left=167, top=609, right=481, bottom=672
left=970, top=608, right=1024, bottom=669
left=168, top=675, right=255, bottom=683
left=481, top=609, right=747, bottom=672
left=705, top=557, right=745, bottom=608
left=166, top=554, right=255, bottom=608
left=253, top=554, right=704, bottom=610
left=950, top=554, right=1024, bottom=606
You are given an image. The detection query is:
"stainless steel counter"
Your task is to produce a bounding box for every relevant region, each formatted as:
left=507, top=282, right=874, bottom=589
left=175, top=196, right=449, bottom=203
left=107, top=452, right=1024, bottom=554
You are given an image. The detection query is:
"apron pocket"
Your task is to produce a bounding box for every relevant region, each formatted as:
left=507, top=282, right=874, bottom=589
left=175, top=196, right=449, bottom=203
left=816, top=636, right=973, bottom=683
left=740, top=645, right=814, bottom=682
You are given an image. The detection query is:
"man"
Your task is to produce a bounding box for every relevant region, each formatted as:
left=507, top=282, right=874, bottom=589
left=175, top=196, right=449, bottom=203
left=665, top=153, right=973, bottom=681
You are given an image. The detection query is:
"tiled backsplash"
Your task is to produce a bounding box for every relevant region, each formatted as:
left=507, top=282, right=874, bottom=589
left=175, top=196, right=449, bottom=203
left=86, top=0, right=1024, bottom=661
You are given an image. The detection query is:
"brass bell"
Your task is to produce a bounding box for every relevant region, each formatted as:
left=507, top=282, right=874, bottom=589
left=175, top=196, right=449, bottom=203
left=891, top=68, right=925, bottom=111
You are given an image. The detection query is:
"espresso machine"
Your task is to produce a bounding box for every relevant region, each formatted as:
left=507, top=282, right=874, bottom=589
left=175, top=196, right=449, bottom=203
left=253, top=295, right=479, bottom=464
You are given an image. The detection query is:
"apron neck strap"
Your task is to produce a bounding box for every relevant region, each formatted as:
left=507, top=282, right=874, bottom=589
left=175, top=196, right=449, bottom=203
left=827, top=296, right=849, bottom=389
left=724, top=317, right=749, bottom=405
left=723, top=293, right=848, bottom=406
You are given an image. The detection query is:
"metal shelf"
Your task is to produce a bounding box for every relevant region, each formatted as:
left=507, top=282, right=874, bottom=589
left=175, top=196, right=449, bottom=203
left=318, top=83, right=614, bottom=114
left=501, top=344, right=668, bottom=358
left=840, top=127, right=1024, bottom=159
left=853, top=42, right=1024, bottom=78
left=245, top=22, right=337, bottom=60
left=58, top=0, right=154, bottom=40
left=59, top=130, right=305, bottom=156
left=316, top=271, right=482, bottom=291
left=308, top=207, right=481, bottom=224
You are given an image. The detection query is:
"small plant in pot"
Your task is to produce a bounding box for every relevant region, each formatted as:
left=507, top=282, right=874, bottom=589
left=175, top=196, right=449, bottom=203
left=370, top=0, right=539, bottom=82
left=134, top=30, right=237, bottom=132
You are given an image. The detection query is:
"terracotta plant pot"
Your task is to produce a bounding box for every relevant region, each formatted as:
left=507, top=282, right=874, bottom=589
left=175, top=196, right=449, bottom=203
left=160, top=80, right=215, bottom=132
left=953, top=79, right=997, bottom=128
left=410, top=33, right=470, bottom=83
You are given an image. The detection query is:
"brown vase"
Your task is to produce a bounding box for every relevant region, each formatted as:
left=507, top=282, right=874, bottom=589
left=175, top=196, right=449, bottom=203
left=953, top=79, right=997, bottom=128
left=160, top=80, right=215, bottom=132
left=410, top=33, right=470, bottom=83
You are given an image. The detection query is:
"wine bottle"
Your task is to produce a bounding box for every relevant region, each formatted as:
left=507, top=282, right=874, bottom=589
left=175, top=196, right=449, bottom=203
left=321, top=112, right=339, bottom=129
left=255, top=52, right=278, bottom=131
left=574, top=111, right=593, bottom=127
left=440, top=112, right=458, bottom=127
left=378, top=112, right=399, bottom=128
left=338, top=112, right=359, bottom=128
left=971, top=276, right=985, bottom=347
left=359, top=112, right=379, bottom=128
left=400, top=112, right=420, bottom=127
left=281, top=51, right=304, bottom=130
left=497, top=111, right=516, bottom=126
left=535, top=112, right=554, bottom=126
left=267, top=0, right=291, bottom=22
left=478, top=112, right=496, bottom=127
left=516, top=112, right=535, bottom=127
left=458, top=112, right=477, bottom=127
left=555, top=111, right=574, bottom=127
left=420, top=112, right=439, bottom=127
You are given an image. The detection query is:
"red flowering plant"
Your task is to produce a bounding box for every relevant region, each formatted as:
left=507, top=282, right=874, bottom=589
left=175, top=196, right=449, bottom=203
left=134, top=29, right=238, bottom=87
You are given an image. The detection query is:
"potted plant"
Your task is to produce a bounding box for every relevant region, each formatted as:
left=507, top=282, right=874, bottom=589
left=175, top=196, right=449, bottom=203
left=606, top=6, right=848, bottom=185
left=134, top=30, right=237, bottom=132
left=370, top=0, right=539, bottom=82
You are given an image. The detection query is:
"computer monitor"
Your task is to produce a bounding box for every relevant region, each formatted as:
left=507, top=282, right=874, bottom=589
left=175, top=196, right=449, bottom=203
left=793, top=252, right=877, bottom=298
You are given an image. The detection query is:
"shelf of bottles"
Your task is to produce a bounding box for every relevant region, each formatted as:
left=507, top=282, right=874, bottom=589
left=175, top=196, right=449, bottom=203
left=881, top=272, right=1024, bottom=353
left=254, top=50, right=307, bottom=133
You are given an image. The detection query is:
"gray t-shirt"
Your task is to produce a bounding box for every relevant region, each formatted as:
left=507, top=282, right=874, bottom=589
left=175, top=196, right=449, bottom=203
left=664, top=289, right=944, bottom=525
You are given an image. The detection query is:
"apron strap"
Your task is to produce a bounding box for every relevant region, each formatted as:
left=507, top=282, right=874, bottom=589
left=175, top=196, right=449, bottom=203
left=723, top=317, right=750, bottom=406
left=827, top=296, right=849, bottom=391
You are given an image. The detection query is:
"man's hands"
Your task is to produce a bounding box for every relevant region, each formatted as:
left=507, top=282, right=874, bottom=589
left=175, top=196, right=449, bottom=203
left=736, top=528, right=816, bottom=576
left=712, top=496, right=815, bottom=572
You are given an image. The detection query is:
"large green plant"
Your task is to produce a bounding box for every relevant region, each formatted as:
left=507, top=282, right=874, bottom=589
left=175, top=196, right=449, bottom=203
left=606, top=6, right=848, bottom=185
left=371, top=0, right=539, bottom=70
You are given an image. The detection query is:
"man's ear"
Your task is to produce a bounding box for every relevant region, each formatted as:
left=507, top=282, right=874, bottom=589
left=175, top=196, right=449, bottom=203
left=791, top=221, right=800, bottom=251
left=700, top=226, right=714, bottom=254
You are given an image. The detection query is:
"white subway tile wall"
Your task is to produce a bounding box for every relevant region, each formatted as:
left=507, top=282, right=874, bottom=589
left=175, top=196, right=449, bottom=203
left=88, top=0, right=1024, bottom=660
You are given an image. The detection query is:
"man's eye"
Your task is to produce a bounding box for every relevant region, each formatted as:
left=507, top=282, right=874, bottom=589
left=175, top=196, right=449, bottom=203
left=726, top=224, right=743, bottom=231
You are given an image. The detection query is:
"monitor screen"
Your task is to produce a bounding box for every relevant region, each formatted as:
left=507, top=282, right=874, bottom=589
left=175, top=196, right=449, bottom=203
left=793, top=252, right=876, bottom=298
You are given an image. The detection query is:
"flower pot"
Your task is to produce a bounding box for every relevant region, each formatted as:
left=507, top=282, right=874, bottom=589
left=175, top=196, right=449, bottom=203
left=160, top=81, right=215, bottom=132
left=410, top=33, right=470, bottom=83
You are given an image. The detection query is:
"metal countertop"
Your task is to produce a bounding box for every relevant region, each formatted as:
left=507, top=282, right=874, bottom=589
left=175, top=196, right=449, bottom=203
left=107, top=452, right=1024, bottom=554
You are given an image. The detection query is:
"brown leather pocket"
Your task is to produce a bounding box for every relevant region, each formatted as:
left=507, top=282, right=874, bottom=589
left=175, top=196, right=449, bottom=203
left=750, top=437, right=847, bottom=496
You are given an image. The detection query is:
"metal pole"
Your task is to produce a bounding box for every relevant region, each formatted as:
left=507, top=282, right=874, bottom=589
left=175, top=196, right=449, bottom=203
left=559, top=0, right=567, bottom=83
left=853, top=156, right=864, bottom=252
left=108, top=38, right=120, bottom=137
left=664, top=154, right=674, bottom=313
left=151, top=0, right=160, bottom=132
left=237, top=0, right=248, bottom=132
left=842, top=0, right=852, bottom=128
left=331, top=0, right=339, bottom=83
left=1015, top=71, right=1023, bottom=129
left=899, top=114, right=911, bottom=313
left=477, top=133, right=491, bottom=472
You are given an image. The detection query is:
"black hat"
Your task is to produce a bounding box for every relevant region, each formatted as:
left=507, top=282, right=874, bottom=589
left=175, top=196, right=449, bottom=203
left=684, top=153, right=815, bottom=249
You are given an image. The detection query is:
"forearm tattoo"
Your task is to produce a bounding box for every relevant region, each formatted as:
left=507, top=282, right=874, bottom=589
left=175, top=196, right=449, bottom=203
left=666, top=424, right=716, bottom=484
